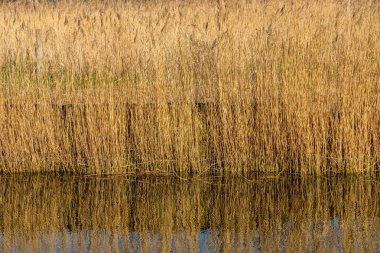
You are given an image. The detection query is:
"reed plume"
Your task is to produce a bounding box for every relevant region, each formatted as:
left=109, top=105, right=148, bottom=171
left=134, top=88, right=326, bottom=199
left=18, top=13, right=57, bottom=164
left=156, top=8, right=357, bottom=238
left=0, top=0, right=379, bottom=175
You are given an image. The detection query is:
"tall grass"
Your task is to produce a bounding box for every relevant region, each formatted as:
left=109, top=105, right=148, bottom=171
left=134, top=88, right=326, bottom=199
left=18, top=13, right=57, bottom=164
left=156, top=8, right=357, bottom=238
left=0, top=0, right=379, bottom=175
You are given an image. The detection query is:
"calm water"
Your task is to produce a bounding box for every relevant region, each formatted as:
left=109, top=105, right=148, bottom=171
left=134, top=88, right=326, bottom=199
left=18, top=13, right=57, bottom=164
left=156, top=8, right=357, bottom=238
left=0, top=175, right=379, bottom=252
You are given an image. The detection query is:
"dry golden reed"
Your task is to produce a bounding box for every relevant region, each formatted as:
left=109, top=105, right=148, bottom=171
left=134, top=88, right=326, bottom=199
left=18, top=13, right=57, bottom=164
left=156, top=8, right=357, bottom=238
left=0, top=0, right=379, bottom=175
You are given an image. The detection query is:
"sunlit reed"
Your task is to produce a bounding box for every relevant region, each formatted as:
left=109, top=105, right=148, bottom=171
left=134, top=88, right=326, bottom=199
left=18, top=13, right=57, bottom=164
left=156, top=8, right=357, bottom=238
left=0, top=0, right=379, bottom=175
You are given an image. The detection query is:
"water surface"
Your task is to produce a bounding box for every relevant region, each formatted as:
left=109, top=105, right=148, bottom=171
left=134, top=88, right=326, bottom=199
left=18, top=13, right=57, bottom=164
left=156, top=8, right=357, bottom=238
left=0, top=175, right=379, bottom=252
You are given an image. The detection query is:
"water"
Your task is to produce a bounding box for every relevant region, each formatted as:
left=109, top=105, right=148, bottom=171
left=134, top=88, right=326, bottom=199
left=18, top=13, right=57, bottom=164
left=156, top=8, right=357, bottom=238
left=0, top=175, right=379, bottom=252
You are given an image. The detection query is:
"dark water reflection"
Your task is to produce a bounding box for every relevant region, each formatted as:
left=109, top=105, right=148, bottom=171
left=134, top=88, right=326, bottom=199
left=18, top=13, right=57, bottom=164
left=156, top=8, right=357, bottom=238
left=0, top=175, right=379, bottom=252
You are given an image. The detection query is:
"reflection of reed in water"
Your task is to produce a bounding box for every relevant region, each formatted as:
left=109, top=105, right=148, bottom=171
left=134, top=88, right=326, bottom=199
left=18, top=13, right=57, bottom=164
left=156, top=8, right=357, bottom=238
left=0, top=176, right=379, bottom=252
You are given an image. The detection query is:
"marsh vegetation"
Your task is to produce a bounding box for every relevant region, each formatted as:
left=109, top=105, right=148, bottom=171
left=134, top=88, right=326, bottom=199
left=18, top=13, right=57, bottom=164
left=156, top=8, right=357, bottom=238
left=0, top=0, right=379, bottom=175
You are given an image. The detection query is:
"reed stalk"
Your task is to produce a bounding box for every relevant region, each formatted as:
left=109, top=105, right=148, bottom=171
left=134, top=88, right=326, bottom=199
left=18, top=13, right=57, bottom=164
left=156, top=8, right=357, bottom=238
left=0, top=0, right=379, bottom=175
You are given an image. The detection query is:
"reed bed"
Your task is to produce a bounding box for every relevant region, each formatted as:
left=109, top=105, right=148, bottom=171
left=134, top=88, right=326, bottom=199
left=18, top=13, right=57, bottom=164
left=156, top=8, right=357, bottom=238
left=0, top=0, right=379, bottom=175
left=0, top=176, right=379, bottom=252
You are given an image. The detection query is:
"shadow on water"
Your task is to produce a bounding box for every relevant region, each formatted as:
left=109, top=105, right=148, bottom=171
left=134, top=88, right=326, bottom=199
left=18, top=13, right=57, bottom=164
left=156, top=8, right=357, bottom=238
left=0, top=175, right=379, bottom=252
